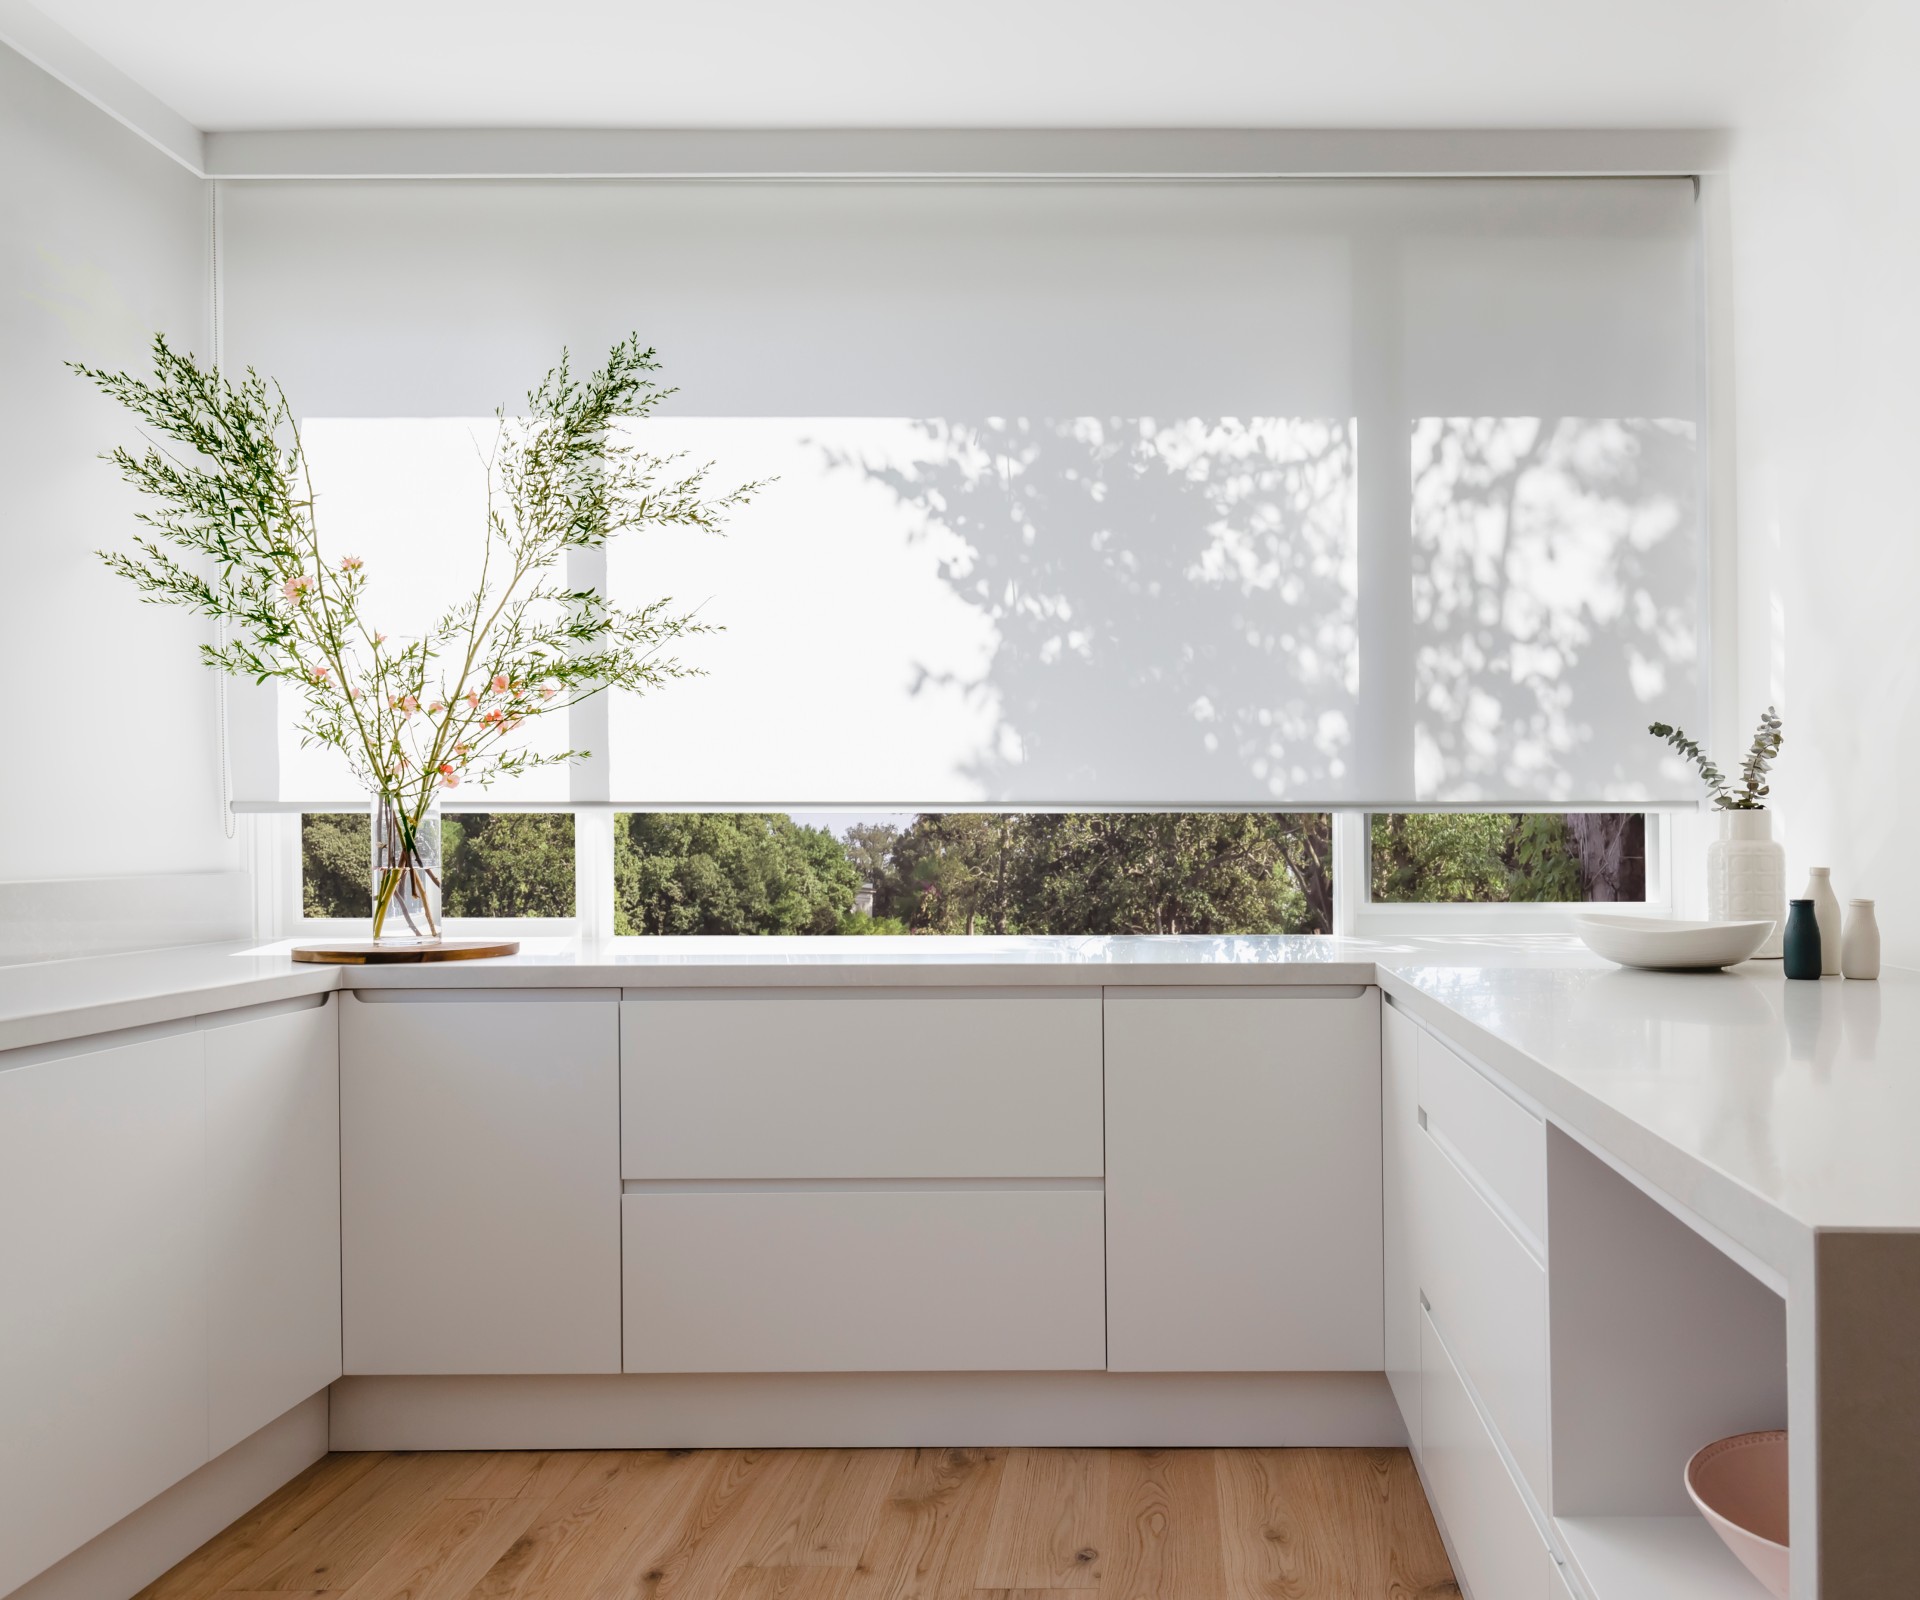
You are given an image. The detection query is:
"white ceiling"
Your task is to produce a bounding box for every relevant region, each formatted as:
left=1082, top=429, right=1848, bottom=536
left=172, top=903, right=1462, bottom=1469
left=23, top=0, right=1783, bottom=132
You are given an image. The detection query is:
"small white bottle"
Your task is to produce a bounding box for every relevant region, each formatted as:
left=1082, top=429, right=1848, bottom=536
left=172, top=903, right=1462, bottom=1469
left=1805, top=867, right=1844, bottom=976
left=1842, top=899, right=1881, bottom=980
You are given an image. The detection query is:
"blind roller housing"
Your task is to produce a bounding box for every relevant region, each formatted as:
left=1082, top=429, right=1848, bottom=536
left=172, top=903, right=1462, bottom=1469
left=220, top=177, right=1706, bottom=809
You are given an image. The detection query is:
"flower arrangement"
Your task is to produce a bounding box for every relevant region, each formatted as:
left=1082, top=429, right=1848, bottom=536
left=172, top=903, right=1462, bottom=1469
left=1648, top=706, right=1784, bottom=810
left=77, top=334, right=756, bottom=939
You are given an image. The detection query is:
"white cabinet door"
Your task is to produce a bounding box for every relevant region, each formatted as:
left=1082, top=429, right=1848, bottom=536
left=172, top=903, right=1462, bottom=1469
left=341, top=992, right=621, bottom=1374
left=623, top=1187, right=1107, bottom=1372
left=205, top=999, right=343, bottom=1455
left=1383, top=1001, right=1423, bottom=1440
left=1105, top=987, right=1383, bottom=1372
left=0, top=1032, right=209, bottom=1598
left=622, top=989, right=1103, bottom=1179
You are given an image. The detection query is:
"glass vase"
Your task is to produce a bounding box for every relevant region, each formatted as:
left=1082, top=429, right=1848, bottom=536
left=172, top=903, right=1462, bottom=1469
left=370, top=792, right=442, bottom=943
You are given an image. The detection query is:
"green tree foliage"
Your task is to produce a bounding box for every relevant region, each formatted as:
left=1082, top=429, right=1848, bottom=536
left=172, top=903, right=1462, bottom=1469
left=1371, top=812, right=1644, bottom=903
left=301, top=812, right=369, bottom=918
left=614, top=813, right=860, bottom=935
left=865, top=813, right=1331, bottom=936
left=303, top=810, right=576, bottom=917
left=441, top=813, right=575, bottom=917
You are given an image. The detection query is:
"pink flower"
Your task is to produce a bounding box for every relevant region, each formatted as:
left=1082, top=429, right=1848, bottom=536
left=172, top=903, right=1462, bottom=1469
left=482, top=709, right=504, bottom=727
left=491, top=674, right=510, bottom=693
left=308, top=663, right=328, bottom=682
left=540, top=684, right=558, bottom=701
left=465, top=691, right=480, bottom=710
left=454, top=742, right=471, bottom=757
left=282, top=576, right=311, bottom=602
left=339, top=556, right=363, bottom=572
left=347, top=687, right=360, bottom=700
left=428, top=700, right=444, bottom=714
left=373, top=632, right=386, bottom=646
left=438, top=764, right=459, bottom=789
left=400, top=694, right=418, bottom=714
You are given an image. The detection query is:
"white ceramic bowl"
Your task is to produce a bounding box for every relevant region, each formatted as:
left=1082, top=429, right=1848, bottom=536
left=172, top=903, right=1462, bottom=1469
left=1574, top=913, right=1775, bottom=971
left=1685, top=1431, right=1789, bottom=1598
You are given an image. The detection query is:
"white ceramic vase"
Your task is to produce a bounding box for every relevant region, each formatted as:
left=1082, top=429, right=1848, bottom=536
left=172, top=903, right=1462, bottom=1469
left=1842, top=899, right=1881, bottom=980
left=1804, top=867, right=1843, bottom=977
left=1707, top=810, right=1786, bottom=958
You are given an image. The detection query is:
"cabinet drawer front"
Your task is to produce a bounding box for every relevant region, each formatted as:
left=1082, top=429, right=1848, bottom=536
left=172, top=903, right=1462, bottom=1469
left=1418, top=1027, right=1547, bottom=1252
left=622, top=1188, right=1106, bottom=1371
left=1417, top=1126, right=1549, bottom=1502
left=621, top=990, right=1103, bottom=1179
left=1420, top=1308, right=1554, bottom=1600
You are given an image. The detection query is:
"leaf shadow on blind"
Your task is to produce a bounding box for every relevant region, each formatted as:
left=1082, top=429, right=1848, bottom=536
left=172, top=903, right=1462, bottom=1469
left=1411, top=416, right=1702, bottom=803
left=819, top=416, right=1358, bottom=806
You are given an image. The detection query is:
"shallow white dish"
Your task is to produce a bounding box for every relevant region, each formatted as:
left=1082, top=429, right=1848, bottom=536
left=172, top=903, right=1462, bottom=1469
left=1574, top=913, right=1775, bottom=971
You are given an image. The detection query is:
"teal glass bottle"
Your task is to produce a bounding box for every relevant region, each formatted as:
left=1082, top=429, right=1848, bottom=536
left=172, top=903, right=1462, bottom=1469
left=1783, top=898, right=1822, bottom=979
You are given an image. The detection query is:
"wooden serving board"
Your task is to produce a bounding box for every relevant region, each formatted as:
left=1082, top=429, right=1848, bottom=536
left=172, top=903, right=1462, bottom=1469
left=291, top=938, right=521, bottom=965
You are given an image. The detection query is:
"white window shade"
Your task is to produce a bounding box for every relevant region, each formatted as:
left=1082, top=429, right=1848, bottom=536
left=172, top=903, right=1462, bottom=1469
left=220, top=176, right=1706, bottom=809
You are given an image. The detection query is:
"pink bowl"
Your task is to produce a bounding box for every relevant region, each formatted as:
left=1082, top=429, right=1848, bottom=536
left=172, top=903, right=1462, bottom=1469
left=1685, top=1431, right=1789, bottom=1598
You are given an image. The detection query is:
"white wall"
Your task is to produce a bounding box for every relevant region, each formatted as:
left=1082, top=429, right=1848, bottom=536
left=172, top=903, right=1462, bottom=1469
left=1, top=44, right=234, bottom=885
left=1728, top=0, right=1920, bottom=969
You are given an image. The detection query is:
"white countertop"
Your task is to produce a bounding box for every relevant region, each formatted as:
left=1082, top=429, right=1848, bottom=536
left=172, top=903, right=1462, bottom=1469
left=3, top=933, right=1911, bottom=1269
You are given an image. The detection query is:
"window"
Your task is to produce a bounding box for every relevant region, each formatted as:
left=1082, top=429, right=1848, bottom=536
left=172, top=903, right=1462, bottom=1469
left=301, top=811, right=576, bottom=920
left=611, top=812, right=1333, bottom=936
left=1369, top=813, right=1647, bottom=904
left=248, top=175, right=1707, bottom=939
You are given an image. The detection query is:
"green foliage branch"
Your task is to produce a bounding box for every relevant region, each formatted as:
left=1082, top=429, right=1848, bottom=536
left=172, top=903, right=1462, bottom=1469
left=78, top=334, right=758, bottom=930
left=1647, top=706, right=1784, bottom=810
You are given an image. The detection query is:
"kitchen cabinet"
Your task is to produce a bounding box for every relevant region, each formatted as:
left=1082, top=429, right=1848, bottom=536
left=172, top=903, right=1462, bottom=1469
left=623, top=1186, right=1106, bottom=1372
left=341, top=991, right=621, bottom=1374
left=621, top=989, right=1103, bottom=1179
left=1103, top=986, right=1383, bottom=1372
left=205, top=999, right=342, bottom=1455
left=0, top=1030, right=208, bottom=1598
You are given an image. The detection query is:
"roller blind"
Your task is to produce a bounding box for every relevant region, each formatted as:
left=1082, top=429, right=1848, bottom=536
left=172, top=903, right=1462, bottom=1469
left=220, top=176, right=1705, bottom=808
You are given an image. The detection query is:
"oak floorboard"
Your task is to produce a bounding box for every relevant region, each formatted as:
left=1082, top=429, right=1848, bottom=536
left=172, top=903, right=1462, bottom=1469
left=132, top=1454, right=385, bottom=1600
left=448, top=1450, right=606, bottom=1503
left=221, top=1453, right=474, bottom=1592
left=1382, top=1452, right=1460, bottom=1600
left=842, top=1448, right=1008, bottom=1600
left=717, top=1568, right=858, bottom=1600
left=973, top=1591, right=1089, bottom=1599
left=563, top=1450, right=733, bottom=1600
left=459, top=1451, right=655, bottom=1599
left=740, top=1449, right=905, bottom=1571
left=1102, top=1449, right=1225, bottom=1600
left=335, top=1496, right=542, bottom=1600
left=975, top=1448, right=1107, bottom=1590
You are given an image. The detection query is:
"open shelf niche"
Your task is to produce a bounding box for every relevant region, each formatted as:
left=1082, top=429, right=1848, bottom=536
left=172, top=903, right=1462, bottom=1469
left=1546, top=1127, right=1788, bottom=1600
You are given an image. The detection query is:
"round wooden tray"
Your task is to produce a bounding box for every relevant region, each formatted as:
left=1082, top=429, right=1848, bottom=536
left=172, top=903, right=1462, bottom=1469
left=291, top=938, right=521, bottom=965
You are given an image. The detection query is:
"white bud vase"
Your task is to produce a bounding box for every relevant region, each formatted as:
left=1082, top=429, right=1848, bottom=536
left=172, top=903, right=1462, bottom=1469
left=1804, top=867, right=1843, bottom=977
left=1707, top=810, right=1785, bottom=958
left=1842, top=899, right=1881, bottom=980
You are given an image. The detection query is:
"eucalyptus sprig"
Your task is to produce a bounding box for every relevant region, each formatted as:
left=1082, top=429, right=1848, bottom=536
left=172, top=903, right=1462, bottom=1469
left=1648, top=706, right=1784, bottom=810
left=76, top=333, right=760, bottom=829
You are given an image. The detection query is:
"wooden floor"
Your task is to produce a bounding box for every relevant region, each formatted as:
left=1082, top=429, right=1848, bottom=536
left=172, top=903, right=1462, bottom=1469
left=138, top=1447, right=1459, bottom=1600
